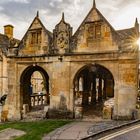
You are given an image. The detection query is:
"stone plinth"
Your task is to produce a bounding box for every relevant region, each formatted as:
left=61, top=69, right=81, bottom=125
left=103, top=106, right=113, bottom=119
left=75, top=106, right=83, bottom=119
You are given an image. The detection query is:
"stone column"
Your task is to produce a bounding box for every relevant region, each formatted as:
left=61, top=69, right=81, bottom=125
left=98, top=78, right=102, bottom=102
left=103, top=79, right=107, bottom=100
left=82, top=73, right=89, bottom=106
left=82, top=91, right=89, bottom=106
left=74, top=78, right=79, bottom=92
left=91, top=77, right=96, bottom=104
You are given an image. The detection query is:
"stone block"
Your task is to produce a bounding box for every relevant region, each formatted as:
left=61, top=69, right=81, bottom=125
left=74, top=106, right=83, bottom=119
left=103, top=106, right=113, bottom=119
left=43, top=106, right=49, bottom=118
left=48, top=108, right=73, bottom=119
left=1, top=110, right=8, bottom=122
left=44, top=106, right=49, bottom=112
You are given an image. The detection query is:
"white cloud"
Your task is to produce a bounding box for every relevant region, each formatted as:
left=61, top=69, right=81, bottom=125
left=0, top=14, right=13, bottom=34
left=12, top=0, right=29, bottom=3
left=0, top=0, right=140, bottom=39
left=14, top=21, right=29, bottom=39
left=0, top=6, right=4, bottom=11
left=49, top=2, right=55, bottom=7
left=112, top=6, right=140, bottom=30
left=0, top=0, right=29, bottom=4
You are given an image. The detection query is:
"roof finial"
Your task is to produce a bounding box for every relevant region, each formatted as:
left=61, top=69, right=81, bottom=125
left=135, top=18, right=139, bottom=36
left=93, top=0, right=96, bottom=8
left=135, top=17, right=139, bottom=29
left=135, top=17, right=138, bottom=25
left=36, top=11, right=39, bottom=18
left=62, top=12, right=65, bottom=21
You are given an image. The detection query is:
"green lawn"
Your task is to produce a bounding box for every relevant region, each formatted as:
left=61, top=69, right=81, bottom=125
left=0, top=120, right=71, bottom=140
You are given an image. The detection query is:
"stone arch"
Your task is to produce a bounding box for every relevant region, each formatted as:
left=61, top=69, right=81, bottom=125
left=20, top=65, right=50, bottom=113
left=71, top=63, right=116, bottom=85
left=73, top=63, right=115, bottom=119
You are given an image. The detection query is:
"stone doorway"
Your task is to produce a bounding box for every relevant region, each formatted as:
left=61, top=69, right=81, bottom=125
left=73, top=64, right=114, bottom=120
left=20, top=65, right=50, bottom=119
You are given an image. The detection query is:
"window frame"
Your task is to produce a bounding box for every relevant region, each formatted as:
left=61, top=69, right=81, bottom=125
left=29, top=28, right=42, bottom=45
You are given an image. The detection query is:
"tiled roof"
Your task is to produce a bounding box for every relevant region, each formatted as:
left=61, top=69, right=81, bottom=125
left=117, top=27, right=136, bottom=40
left=0, top=33, right=20, bottom=55
left=117, top=27, right=138, bottom=49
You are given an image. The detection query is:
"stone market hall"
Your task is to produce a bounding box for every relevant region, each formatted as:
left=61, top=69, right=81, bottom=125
left=0, top=0, right=139, bottom=121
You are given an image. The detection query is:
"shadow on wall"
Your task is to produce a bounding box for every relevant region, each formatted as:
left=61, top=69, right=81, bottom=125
left=48, top=94, right=73, bottom=119
left=59, top=94, right=67, bottom=110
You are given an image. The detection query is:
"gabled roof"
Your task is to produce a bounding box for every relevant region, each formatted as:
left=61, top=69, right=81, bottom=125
left=18, top=11, right=53, bottom=49
left=73, top=1, right=120, bottom=39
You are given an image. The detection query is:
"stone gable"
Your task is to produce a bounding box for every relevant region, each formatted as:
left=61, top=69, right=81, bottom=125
left=0, top=1, right=139, bottom=121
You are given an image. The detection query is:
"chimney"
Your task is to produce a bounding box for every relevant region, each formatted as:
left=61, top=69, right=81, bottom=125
left=4, top=24, right=14, bottom=39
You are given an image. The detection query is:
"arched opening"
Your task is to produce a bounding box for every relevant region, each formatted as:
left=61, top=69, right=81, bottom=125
left=20, top=65, right=50, bottom=113
left=73, top=64, right=114, bottom=119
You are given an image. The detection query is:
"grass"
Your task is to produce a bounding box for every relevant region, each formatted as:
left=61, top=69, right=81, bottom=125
left=0, top=120, right=71, bottom=140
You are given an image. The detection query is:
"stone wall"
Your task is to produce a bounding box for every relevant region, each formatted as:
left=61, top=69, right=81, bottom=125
left=0, top=2, right=139, bottom=121
left=0, top=51, right=138, bottom=121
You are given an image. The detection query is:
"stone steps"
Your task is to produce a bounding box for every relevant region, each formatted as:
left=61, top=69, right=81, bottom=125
left=22, top=110, right=45, bottom=121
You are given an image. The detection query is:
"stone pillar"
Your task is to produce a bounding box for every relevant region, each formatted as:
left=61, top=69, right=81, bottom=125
left=49, top=62, right=73, bottom=118
left=46, top=92, right=50, bottom=105
left=82, top=73, right=89, bottom=105
left=103, top=79, right=107, bottom=100
left=78, top=77, right=81, bottom=92
left=46, top=80, right=50, bottom=105
left=74, top=78, right=78, bottom=92
left=98, top=78, right=102, bottom=102
left=91, top=77, right=96, bottom=104
left=82, top=91, right=89, bottom=106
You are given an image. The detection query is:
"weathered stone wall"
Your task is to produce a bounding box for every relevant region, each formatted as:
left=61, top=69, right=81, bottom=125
left=0, top=52, right=118, bottom=120
left=0, top=3, right=139, bottom=121
left=113, top=52, right=138, bottom=119
left=0, top=54, right=8, bottom=97
left=1, top=48, right=138, bottom=121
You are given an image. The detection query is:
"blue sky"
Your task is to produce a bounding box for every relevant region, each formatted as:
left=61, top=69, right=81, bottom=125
left=0, top=0, right=140, bottom=39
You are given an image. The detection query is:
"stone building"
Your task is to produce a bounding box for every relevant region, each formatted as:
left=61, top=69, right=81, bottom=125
left=0, top=0, right=139, bottom=121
